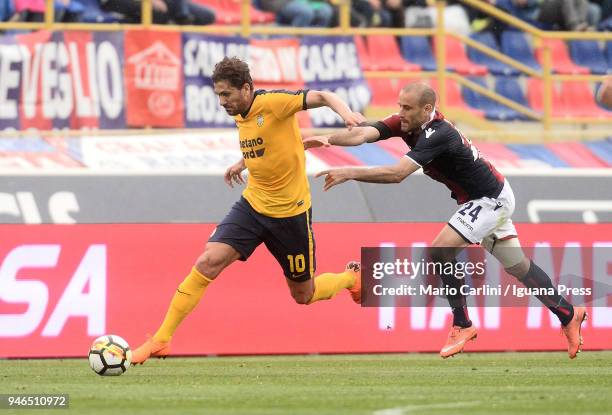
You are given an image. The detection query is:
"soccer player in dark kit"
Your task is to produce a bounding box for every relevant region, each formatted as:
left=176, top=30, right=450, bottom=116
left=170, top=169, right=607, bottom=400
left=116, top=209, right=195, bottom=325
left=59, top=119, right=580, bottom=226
left=305, top=82, right=587, bottom=359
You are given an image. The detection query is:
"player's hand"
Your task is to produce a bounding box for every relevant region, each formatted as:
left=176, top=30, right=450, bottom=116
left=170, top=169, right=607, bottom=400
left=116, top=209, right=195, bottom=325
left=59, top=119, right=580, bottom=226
left=344, top=112, right=367, bottom=131
left=316, top=168, right=352, bottom=191
left=224, top=160, right=246, bottom=188
left=303, top=135, right=331, bottom=150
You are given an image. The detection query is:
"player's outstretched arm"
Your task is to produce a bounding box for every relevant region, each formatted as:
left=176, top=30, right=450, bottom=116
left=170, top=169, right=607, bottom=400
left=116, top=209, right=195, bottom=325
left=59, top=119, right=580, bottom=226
left=303, top=126, right=380, bottom=150
left=224, top=158, right=246, bottom=188
left=305, top=90, right=366, bottom=129
left=316, top=157, right=420, bottom=191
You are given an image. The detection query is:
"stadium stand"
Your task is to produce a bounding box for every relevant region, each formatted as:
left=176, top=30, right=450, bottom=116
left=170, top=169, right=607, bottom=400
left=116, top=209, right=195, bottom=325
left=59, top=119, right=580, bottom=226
left=462, top=76, right=521, bottom=120
left=365, top=35, right=421, bottom=71
left=467, top=31, right=520, bottom=76
left=435, top=35, right=488, bottom=75
left=400, top=36, right=437, bottom=71
left=559, top=80, right=612, bottom=117
left=500, top=30, right=541, bottom=71
left=526, top=77, right=567, bottom=117
left=494, top=76, right=531, bottom=120
left=569, top=40, right=609, bottom=75
left=536, top=38, right=590, bottom=74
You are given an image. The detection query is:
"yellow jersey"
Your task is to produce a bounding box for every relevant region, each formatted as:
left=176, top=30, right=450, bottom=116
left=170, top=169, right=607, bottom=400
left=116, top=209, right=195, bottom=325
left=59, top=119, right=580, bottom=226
left=234, top=89, right=311, bottom=218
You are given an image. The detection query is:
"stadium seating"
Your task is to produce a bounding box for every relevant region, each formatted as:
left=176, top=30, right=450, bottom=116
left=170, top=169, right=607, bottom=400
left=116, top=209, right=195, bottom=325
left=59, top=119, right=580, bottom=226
left=354, top=35, right=374, bottom=71
left=467, top=32, right=519, bottom=76
left=506, top=144, right=569, bottom=167
left=584, top=138, right=612, bottom=165
left=430, top=78, right=485, bottom=117
left=559, top=80, right=612, bottom=118
left=526, top=78, right=566, bottom=117
left=494, top=76, right=531, bottom=120
left=569, top=40, right=609, bottom=75
left=400, top=36, right=436, bottom=71
left=606, top=42, right=612, bottom=68
left=536, top=38, right=590, bottom=75
left=546, top=142, right=610, bottom=167
left=500, top=31, right=541, bottom=72
left=365, top=35, right=421, bottom=71
left=434, top=35, right=487, bottom=75
left=462, top=77, right=521, bottom=121
left=367, top=78, right=404, bottom=106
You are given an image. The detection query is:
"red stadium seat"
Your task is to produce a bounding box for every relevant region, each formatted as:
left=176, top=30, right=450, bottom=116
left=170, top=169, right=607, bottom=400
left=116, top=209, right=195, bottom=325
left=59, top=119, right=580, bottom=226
left=559, top=80, right=612, bottom=118
left=535, top=39, right=590, bottom=75
left=354, top=35, right=374, bottom=71
left=433, top=35, right=488, bottom=76
left=526, top=78, right=566, bottom=117
left=430, top=78, right=485, bottom=117
left=546, top=142, right=609, bottom=167
left=365, top=35, right=421, bottom=71
left=367, top=78, right=403, bottom=106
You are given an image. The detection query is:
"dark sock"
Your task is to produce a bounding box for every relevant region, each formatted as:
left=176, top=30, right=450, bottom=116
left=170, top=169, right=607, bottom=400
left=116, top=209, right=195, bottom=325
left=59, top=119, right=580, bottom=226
left=439, top=259, right=472, bottom=328
left=521, top=260, right=574, bottom=326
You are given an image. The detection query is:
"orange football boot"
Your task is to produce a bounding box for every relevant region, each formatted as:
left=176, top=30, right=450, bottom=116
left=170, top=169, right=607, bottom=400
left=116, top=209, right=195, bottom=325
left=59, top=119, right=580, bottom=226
left=131, top=337, right=171, bottom=365
left=561, top=306, right=587, bottom=359
left=440, top=325, right=478, bottom=358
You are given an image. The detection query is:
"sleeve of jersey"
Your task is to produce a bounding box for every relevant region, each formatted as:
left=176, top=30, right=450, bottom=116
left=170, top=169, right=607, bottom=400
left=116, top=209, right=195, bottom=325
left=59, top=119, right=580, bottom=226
left=405, top=129, right=449, bottom=167
left=371, top=114, right=401, bottom=141
left=268, top=90, right=308, bottom=119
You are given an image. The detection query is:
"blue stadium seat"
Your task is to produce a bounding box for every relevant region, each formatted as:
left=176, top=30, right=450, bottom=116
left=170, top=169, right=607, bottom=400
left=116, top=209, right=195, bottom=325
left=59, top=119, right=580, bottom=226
left=500, top=31, right=541, bottom=72
left=400, top=36, right=436, bottom=71
left=584, top=138, right=612, bottom=165
left=494, top=76, right=531, bottom=120
left=467, top=32, right=519, bottom=76
left=606, top=42, right=612, bottom=68
left=462, top=77, right=521, bottom=121
left=569, top=40, right=609, bottom=75
left=507, top=144, right=570, bottom=167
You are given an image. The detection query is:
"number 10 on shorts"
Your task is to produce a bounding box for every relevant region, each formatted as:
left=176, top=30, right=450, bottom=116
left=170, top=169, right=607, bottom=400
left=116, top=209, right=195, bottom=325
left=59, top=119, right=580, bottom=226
left=287, top=254, right=306, bottom=273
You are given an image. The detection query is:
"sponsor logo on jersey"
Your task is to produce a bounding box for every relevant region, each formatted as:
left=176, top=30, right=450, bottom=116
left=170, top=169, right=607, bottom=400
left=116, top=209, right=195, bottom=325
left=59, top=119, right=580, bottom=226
left=425, top=128, right=435, bottom=139
left=240, top=137, right=266, bottom=159
left=256, top=114, right=264, bottom=127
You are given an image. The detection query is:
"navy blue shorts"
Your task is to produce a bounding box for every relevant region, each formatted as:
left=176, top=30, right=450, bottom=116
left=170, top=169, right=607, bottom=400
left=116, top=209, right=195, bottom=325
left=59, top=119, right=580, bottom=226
left=209, top=197, right=316, bottom=282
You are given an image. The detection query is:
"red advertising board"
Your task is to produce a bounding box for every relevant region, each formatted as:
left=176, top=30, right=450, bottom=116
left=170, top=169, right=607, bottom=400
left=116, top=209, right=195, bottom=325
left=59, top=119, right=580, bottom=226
left=124, top=30, right=184, bottom=128
left=0, top=223, right=611, bottom=358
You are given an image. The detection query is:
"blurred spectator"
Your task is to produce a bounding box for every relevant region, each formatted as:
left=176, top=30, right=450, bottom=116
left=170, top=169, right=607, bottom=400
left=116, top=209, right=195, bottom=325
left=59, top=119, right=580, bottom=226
left=101, top=0, right=215, bottom=24
left=539, top=0, right=601, bottom=30
left=0, top=0, right=16, bottom=21
left=14, top=0, right=44, bottom=21
left=260, top=0, right=333, bottom=27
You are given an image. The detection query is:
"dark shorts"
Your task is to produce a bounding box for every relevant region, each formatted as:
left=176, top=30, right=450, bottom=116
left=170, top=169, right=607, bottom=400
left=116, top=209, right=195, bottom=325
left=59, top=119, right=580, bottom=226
left=209, top=197, right=316, bottom=282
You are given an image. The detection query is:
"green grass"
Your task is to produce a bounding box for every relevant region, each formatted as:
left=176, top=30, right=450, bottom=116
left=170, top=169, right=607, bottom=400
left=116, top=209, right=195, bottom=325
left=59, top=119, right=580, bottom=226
left=1, top=352, right=611, bottom=415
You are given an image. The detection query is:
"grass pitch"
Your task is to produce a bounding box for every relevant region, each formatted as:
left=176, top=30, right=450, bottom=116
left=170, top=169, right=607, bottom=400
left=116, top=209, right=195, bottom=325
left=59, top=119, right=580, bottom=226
left=1, top=352, right=611, bottom=415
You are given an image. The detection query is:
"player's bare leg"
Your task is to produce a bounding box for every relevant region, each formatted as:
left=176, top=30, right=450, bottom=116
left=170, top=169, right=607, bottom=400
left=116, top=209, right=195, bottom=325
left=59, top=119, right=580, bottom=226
left=132, top=242, right=240, bottom=364
left=287, top=262, right=361, bottom=305
left=431, top=225, right=477, bottom=358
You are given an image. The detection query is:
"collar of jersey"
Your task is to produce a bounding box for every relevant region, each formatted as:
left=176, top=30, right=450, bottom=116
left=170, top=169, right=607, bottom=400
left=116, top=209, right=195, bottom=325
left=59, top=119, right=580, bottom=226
left=240, top=90, right=263, bottom=119
left=420, top=109, right=437, bottom=130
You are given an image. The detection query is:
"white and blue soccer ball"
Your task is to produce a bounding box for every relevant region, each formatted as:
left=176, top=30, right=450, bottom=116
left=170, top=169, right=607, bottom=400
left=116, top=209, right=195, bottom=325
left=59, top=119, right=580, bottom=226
left=88, top=335, right=132, bottom=376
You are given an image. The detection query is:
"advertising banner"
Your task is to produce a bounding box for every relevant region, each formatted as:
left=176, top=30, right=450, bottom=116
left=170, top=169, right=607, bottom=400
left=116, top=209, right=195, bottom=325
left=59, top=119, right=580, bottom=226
left=0, top=223, right=610, bottom=358
left=124, top=30, right=183, bottom=128
left=0, top=30, right=370, bottom=130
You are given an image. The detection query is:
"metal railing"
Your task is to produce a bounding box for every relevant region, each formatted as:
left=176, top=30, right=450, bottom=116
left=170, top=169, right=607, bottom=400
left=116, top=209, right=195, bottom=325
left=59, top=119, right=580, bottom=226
left=0, top=0, right=610, bottom=138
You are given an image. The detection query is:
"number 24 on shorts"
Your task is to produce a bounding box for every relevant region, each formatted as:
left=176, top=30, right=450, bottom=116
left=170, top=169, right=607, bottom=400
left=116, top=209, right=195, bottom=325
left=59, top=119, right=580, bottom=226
left=458, top=202, right=482, bottom=223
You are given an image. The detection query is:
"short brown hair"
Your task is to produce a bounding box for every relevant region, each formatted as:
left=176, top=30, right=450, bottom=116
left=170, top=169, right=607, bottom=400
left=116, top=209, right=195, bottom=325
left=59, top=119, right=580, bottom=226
left=212, top=57, right=253, bottom=89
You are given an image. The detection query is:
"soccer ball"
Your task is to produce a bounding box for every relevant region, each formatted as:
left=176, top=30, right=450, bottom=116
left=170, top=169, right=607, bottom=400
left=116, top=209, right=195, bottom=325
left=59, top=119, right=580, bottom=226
left=88, top=335, right=132, bottom=376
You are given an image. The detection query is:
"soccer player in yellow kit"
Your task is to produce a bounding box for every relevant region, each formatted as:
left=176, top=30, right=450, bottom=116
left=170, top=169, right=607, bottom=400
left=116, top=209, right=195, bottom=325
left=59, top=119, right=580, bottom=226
left=132, top=57, right=364, bottom=363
